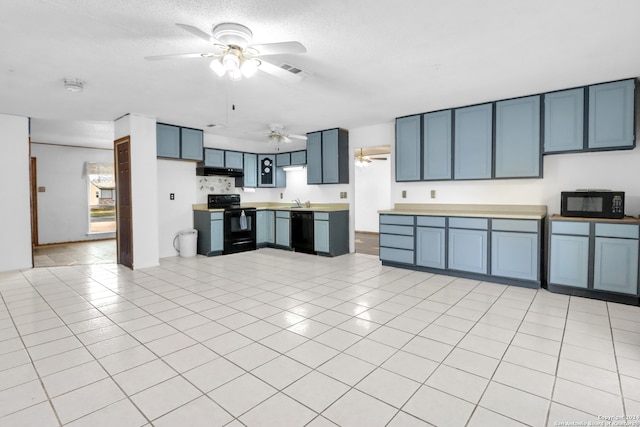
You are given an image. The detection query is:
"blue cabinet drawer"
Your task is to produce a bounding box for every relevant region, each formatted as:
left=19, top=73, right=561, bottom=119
left=380, top=215, right=414, bottom=226
left=314, top=212, right=329, bottom=221
left=416, top=216, right=446, bottom=227
left=449, top=217, right=488, bottom=230
left=210, top=212, right=223, bottom=220
left=492, top=219, right=538, bottom=233
left=276, top=211, right=290, bottom=219
left=552, top=221, right=590, bottom=236
left=380, top=234, right=413, bottom=250
left=595, top=223, right=639, bottom=239
left=380, top=247, right=414, bottom=264
left=380, top=224, right=414, bottom=236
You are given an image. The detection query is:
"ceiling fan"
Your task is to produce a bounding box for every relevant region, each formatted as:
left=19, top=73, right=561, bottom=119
left=145, top=22, right=307, bottom=82
left=267, top=123, right=307, bottom=146
left=355, top=148, right=388, bottom=167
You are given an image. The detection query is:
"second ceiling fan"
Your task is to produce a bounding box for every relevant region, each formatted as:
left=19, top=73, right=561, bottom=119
left=146, top=22, right=307, bottom=82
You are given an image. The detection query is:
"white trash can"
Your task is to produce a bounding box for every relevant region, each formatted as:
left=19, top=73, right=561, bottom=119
left=173, top=229, right=198, bottom=257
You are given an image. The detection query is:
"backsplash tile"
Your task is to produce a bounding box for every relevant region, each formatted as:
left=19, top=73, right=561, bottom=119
left=197, top=176, right=236, bottom=196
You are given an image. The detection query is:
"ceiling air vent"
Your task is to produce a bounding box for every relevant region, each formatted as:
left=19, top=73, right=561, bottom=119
left=279, top=63, right=313, bottom=79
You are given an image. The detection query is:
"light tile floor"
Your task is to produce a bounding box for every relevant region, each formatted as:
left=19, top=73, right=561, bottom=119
left=33, top=240, right=116, bottom=268
left=1, top=248, right=639, bottom=426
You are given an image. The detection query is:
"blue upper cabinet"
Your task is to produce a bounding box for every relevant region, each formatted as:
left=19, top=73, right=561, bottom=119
left=203, top=148, right=224, bottom=167
left=306, top=132, right=322, bottom=184
left=225, top=151, right=244, bottom=169
left=588, top=79, right=635, bottom=150
left=180, top=128, right=203, bottom=161
left=276, top=153, right=291, bottom=167
left=290, top=150, right=307, bottom=165
left=454, top=103, right=493, bottom=180
left=306, top=128, right=348, bottom=185
left=157, top=124, right=204, bottom=161
left=544, top=88, right=584, bottom=153
left=156, top=124, right=180, bottom=158
left=495, top=95, right=541, bottom=178
left=243, top=153, right=257, bottom=187
left=423, top=110, right=452, bottom=180
left=322, top=129, right=340, bottom=183
left=396, top=115, right=421, bottom=181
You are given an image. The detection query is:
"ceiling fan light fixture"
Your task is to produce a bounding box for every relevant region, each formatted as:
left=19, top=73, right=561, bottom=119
left=228, top=69, right=242, bottom=81
left=209, top=59, right=226, bottom=77
left=240, top=58, right=260, bottom=78
left=355, top=157, right=370, bottom=167
left=222, top=49, right=241, bottom=71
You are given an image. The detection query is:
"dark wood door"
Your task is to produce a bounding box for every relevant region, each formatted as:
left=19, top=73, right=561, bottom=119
left=115, top=137, right=133, bottom=268
left=30, top=156, right=39, bottom=248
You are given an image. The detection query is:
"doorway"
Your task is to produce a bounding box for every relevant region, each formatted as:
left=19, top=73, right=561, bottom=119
left=354, top=146, right=391, bottom=256
left=115, top=136, right=133, bottom=268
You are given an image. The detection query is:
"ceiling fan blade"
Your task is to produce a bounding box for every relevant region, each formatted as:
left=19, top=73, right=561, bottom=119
left=282, top=136, right=292, bottom=143
left=144, top=52, right=215, bottom=60
left=250, top=41, right=307, bottom=56
left=288, top=134, right=307, bottom=140
left=176, top=23, right=220, bottom=45
left=370, top=157, right=388, bottom=160
left=258, top=60, right=302, bottom=82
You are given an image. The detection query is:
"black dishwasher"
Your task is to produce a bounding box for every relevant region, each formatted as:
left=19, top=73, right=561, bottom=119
left=291, top=211, right=315, bottom=254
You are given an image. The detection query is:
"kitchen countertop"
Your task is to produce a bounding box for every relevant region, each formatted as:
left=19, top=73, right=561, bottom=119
left=193, top=202, right=349, bottom=213
left=379, top=203, right=547, bottom=219
left=550, top=214, right=640, bottom=223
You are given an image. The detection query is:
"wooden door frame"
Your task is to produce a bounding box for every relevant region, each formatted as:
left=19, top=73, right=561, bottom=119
left=114, top=136, right=133, bottom=268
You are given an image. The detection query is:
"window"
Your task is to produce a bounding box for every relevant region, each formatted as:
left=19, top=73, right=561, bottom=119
left=86, top=162, right=116, bottom=233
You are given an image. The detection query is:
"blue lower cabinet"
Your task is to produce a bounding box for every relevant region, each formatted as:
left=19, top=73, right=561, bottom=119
left=448, top=228, right=488, bottom=274
left=548, top=218, right=640, bottom=301
left=256, top=210, right=274, bottom=245
left=593, top=237, right=639, bottom=294
left=415, top=227, right=445, bottom=269
left=313, top=219, right=330, bottom=253
left=194, top=211, right=224, bottom=256
left=491, top=232, right=538, bottom=281
left=275, top=211, right=290, bottom=248
left=380, top=214, right=543, bottom=288
left=549, top=234, right=590, bottom=288
left=379, top=215, right=414, bottom=264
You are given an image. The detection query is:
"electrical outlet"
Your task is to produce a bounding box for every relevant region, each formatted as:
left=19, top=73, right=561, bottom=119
left=280, top=193, right=283, bottom=199
left=402, top=190, right=406, bottom=198
left=38, top=186, right=46, bottom=193
left=169, top=193, right=175, bottom=200
left=430, top=190, right=436, bottom=199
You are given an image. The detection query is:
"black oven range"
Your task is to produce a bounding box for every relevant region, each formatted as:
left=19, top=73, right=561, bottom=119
left=208, top=194, right=257, bottom=254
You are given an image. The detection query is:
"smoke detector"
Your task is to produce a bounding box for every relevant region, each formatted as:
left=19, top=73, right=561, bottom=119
left=64, top=78, right=84, bottom=93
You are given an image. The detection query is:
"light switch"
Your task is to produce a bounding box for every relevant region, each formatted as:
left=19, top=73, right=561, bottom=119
left=38, top=186, right=46, bottom=192
left=402, top=190, right=406, bottom=198
left=430, top=190, right=436, bottom=199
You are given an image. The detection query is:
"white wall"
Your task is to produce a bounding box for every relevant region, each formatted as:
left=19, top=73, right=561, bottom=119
left=391, top=146, right=640, bottom=216
left=354, top=155, right=391, bottom=232
left=157, top=160, right=198, bottom=257
left=0, top=114, right=31, bottom=272
left=115, top=114, right=159, bottom=269
left=31, top=143, right=116, bottom=244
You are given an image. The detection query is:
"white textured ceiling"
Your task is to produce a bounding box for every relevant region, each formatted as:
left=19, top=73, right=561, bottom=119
left=3, top=0, right=640, bottom=149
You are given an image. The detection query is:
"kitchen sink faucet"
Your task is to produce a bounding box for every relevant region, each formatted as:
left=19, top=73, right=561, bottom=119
left=293, top=198, right=302, bottom=207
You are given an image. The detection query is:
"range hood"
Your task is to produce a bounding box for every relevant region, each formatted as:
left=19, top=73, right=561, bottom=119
left=196, top=167, right=243, bottom=178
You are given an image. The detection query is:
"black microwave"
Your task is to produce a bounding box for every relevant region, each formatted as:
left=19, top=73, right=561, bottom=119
left=561, top=191, right=625, bottom=219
